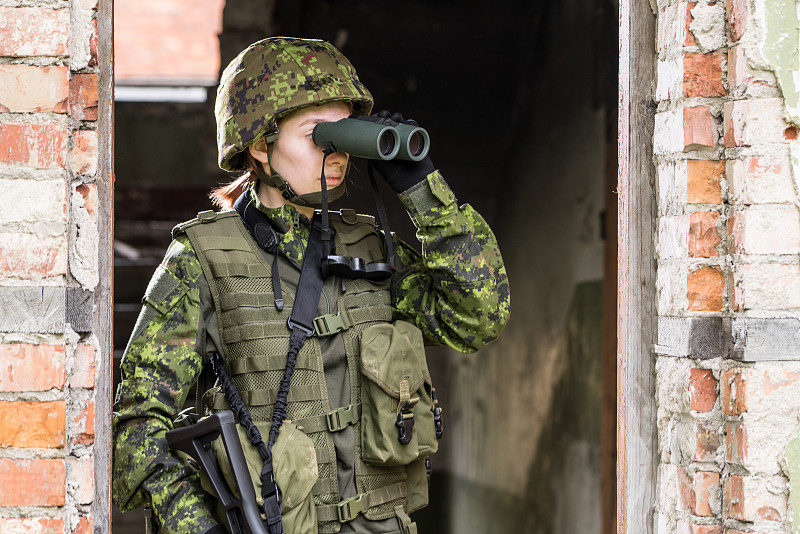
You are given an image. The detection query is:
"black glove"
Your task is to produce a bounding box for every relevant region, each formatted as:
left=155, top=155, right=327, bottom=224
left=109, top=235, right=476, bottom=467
left=204, top=525, right=227, bottom=534
left=354, top=110, right=435, bottom=194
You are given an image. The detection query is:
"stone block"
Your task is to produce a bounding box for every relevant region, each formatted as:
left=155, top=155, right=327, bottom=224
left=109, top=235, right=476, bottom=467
left=733, top=264, right=800, bottom=311
left=0, top=287, right=65, bottom=334
left=66, top=288, right=93, bottom=333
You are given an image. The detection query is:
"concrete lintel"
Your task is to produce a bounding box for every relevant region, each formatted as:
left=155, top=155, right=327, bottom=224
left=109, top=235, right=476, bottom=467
left=656, top=316, right=730, bottom=359
left=0, top=287, right=66, bottom=334
left=732, top=317, right=800, bottom=361
left=66, top=287, right=93, bottom=333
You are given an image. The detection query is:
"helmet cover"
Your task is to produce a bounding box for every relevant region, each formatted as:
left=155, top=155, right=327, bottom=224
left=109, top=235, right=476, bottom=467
left=216, top=37, right=374, bottom=172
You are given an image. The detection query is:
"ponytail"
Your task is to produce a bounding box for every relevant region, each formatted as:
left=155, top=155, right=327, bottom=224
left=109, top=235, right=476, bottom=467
left=209, top=172, right=254, bottom=211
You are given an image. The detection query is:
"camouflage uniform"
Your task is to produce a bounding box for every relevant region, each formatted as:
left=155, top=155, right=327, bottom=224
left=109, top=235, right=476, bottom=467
left=112, top=37, right=510, bottom=534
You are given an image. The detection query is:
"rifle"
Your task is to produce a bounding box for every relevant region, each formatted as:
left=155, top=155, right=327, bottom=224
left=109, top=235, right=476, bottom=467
left=166, top=410, right=269, bottom=534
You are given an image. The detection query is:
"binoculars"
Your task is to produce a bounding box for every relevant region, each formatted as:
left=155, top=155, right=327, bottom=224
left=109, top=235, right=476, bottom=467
left=313, top=118, right=430, bottom=161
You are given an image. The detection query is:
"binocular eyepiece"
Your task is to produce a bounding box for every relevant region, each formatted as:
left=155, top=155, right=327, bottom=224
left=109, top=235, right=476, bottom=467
left=313, top=118, right=430, bottom=161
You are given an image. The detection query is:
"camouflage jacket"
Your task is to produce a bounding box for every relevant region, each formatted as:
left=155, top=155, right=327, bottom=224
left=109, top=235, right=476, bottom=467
left=112, top=171, right=510, bottom=534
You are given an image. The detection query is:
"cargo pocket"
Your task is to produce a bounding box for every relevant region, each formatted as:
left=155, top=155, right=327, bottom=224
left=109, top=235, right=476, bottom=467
left=200, top=420, right=319, bottom=534
left=359, top=321, right=439, bottom=467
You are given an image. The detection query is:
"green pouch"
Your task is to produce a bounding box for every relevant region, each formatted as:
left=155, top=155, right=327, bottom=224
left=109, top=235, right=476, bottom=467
left=200, top=420, right=319, bottom=534
left=404, top=457, right=430, bottom=513
left=359, top=321, right=439, bottom=467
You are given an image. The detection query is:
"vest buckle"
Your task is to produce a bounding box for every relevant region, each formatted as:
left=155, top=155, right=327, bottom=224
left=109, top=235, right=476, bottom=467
left=314, top=313, right=350, bottom=337
left=337, top=493, right=366, bottom=522
left=326, top=404, right=358, bottom=432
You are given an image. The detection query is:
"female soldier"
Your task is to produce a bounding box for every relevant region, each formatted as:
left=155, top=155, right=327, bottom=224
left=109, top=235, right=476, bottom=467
left=112, top=37, right=510, bottom=534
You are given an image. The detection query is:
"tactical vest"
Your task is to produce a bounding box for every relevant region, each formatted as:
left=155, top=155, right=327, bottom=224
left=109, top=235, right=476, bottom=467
left=175, top=209, right=436, bottom=533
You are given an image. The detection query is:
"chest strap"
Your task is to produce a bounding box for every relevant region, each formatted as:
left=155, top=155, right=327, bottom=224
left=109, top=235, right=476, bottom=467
left=316, top=482, right=408, bottom=523
left=314, top=307, right=393, bottom=337
left=292, top=403, right=361, bottom=433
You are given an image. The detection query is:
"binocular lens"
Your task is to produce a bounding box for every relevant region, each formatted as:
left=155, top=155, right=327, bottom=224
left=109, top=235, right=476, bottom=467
left=379, top=131, right=396, bottom=157
left=408, top=131, right=425, bottom=157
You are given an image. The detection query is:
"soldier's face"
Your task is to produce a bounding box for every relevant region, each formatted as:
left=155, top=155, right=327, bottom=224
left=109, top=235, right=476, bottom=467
left=271, top=102, right=352, bottom=196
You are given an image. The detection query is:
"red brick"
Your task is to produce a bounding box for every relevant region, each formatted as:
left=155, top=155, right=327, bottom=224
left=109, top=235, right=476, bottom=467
left=69, top=75, right=99, bottom=121
left=687, top=525, right=722, bottom=534
left=72, top=400, right=94, bottom=445
left=0, top=458, right=65, bottom=506
left=687, top=266, right=724, bottom=311
left=726, top=421, right=747, bottom=464
left=69, top=343, right=96, bottom=389
left=690, top=368, right=718, bottom=411
left=728, top=45, right=747, bottom=90
left=724, top=475, right=786, bottom=522
left=684, top=53, right=726, bottom=97
left=689, top=212, right=721, bottom=258
left=724, top=99, right=786, bottom=148
left=677, top=466, right=693, bottom=513
left=0, top=401, right=65, bottom=448
left=687, top=160, right=724, bottom=204
left=722, top=368, right=749, bottom=415
left=684, top=106, right=716, bottom=149
left=0, top=123, right=67, bottom=169
left=693, top=471, right=719, bottom=516
left=0, top=518, right=65, bottom=534
left=72, top=516, right=92, bottom=534
left=694, top=419, right=721, bottom=461
left=0, top=66, right=68, bottom=113
left=685, top=3, right=698, bottom=46
left=89, top=19, right=98, bottom=67
left=68, top=456, right=93, bottom=504
left=0, top=233, right=67, bottom=279
left=0, top=344, right=66, bottom=392
left=727, top=0, right=749, bottom=42
left=68, top=131, right=98, bottom=175
left=0, top=8, right=69, bottom=57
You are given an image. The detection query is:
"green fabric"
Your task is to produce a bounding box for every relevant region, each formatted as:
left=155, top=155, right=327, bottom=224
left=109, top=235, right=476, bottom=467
left=201, top=421, right=319, bottom=534
left=112, top=173, right=510, bottom=533
left=359, top=322, right=437, bottom=467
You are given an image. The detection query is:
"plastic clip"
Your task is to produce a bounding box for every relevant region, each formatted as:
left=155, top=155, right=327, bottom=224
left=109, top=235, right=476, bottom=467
left=395, top=403, right=415, bottom=445
left=431, top=388, right=443, bottom=440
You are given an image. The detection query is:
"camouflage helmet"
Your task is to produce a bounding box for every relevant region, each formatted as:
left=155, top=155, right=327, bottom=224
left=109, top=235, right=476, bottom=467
left=216, top=37, right=374, bottom=172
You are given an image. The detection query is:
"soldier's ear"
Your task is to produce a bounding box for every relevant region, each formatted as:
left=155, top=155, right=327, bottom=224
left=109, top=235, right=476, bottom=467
left=248, top=137, right=270, bottom=165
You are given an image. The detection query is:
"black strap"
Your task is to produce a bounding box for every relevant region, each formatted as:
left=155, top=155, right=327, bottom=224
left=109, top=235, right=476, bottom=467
left=368, top=162, right=396, bottom=268
left=234, top=192, right=284, bottom=311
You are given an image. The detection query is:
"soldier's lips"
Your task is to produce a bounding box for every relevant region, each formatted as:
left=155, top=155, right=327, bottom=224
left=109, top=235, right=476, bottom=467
left=323, top=175, right=343, bottom=186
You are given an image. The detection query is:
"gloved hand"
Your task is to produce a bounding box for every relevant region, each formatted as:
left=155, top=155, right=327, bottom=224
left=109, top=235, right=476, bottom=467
left=354, top=110, right=435, bottom=194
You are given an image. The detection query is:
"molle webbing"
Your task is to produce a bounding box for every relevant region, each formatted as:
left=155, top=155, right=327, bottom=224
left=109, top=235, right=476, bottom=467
left=180, top=209, right=404, bottom=531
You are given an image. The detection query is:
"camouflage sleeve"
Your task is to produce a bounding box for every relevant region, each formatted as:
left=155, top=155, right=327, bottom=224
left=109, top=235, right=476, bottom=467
left=112, top=234, right=220, bottom=534
left=391, top=170, right=510, bottom=353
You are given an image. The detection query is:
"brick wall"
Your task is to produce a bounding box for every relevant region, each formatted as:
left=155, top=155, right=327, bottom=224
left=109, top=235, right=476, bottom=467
left=0, top=0, right=107, bottom=533
left=654, top=0, right=800, bottom=532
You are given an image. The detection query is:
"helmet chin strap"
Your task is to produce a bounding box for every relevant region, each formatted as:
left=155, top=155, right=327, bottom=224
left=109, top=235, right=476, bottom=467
left=250, top=137, right=346, bottom=208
